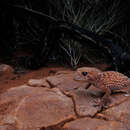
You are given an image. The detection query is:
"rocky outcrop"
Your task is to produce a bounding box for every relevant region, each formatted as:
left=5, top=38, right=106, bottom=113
left=28, top=78, right=50, bottom=88
left=66, top=88, right=101, bottom=117
left=0, top=64, right=14, bottom=76
left=0, top=70, right=130, bottom=129
left=0, top=124, right=18, bottom=130
left=63, top=117, right=127, bottom=130
left=99, top=94, right=130, bottom=128
left=28, top=71, right=88, bottom=92
left=15, top=88, right=75, bottom=129
left=0, top=86, right=75, bottom=129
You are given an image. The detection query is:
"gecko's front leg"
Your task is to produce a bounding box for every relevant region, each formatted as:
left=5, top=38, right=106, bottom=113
left=94, top=85, right=111, bottom=109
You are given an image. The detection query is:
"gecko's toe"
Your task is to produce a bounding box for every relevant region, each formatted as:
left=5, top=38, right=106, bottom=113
left=97, top=105, right=103, bottom=112
left=93, top=100, right=107, bottom=111
left=93, top=98, right=101, bottom=104
left=93, top=104, right=106, bottom=112
left=93, top=102, right=101, bottom=107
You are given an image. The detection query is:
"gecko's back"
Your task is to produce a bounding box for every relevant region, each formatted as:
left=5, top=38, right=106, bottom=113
left=74, top=67, right=130, bottom=107
left=74, top=67, right=130, bottom=93
left=96, top=71, right=129, bottom=92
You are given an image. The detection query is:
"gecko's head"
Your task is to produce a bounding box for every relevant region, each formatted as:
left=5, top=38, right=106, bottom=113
left=73, top=67, right=101, bottom=83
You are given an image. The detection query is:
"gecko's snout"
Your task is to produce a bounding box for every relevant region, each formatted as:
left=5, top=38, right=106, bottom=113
left=73, top=72, right=87, bottom=81
left=73, top=72, right=82, bottom=81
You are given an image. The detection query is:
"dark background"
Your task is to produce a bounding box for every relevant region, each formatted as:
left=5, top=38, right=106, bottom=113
left=0, top=0, right=129, bottom=71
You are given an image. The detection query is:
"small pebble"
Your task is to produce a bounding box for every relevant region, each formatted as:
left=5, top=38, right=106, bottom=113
left=124, top=94, right=129, bottom=97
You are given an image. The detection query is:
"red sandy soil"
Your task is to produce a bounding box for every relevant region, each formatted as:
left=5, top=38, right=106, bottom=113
left=0, top=65, right=70, bottom=95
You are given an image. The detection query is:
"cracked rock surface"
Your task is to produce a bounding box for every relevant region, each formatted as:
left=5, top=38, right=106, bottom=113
left=0, top=86, right=75, bottom=129
left=64, top=88, right=101, bottom=117
left=99, top=95, right=130, bottom=128
left=63, top=117, right=128, bottom=130
left=0, top=69, right=130, bottom=130
left=28, top=71, right=88, bottom=91
left=15, top=88, right=75, bottom=129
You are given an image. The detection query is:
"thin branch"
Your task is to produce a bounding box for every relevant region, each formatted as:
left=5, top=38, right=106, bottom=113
left=7, top=3, right=57, bottom=22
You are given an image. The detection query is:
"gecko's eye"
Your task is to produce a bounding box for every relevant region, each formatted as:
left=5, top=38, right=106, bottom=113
left=82, top=72, right=88, bottom=76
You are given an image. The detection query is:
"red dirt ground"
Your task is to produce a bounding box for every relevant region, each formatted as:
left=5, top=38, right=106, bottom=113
left=0, top=65, right=70, bottom=95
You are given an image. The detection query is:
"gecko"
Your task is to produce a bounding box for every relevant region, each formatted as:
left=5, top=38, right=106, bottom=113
left=73, top=67, right=130, bottom=107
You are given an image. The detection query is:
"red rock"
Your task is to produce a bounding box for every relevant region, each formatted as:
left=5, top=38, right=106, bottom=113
left=0, top=125, right=41, bottom=130
left=46, top=73, right=88, bottom=91
left=0, top=125, right=18, bottom=130
left=27, top=70, right=92, bottom=92
left=27, top=71, right=89, bottom=92
left=55, top=70, right=73, bottom=75
left=0, top=86, right=75, bottom=129
left=0, top=85, right=48, bottom=125
left=63, top=117, right=127, bottom=130
left=0, top=85, right=44, bottom=106
left=66, top=88, right=101, bottom=117
left=15, top=88, right=75, bottom=129
left=87, top=85, right=104, bottom=97
left=28, top=78, right=50, bottom=88
left=100, top=95, right=130, bottom=127
left=0, top=64, right=14, bottom=76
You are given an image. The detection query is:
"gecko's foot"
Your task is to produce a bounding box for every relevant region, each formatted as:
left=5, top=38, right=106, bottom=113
left=93, top=100, right=103, bottom=111
left=94, top=104, right=108, bottom=112
left=93, top=99, right=108, bottom=111
left=93, top=104, right=103, bottom=112
left=93, top=99, right=103, bottom=107
left=93, top=98, right=101, bottom=105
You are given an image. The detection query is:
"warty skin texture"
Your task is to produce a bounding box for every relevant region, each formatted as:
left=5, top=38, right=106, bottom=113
left=73, top=67, right=130, bottom=107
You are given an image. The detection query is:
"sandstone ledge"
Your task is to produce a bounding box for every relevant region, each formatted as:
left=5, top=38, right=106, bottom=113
left=0, top=70, right=130, bottom=129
